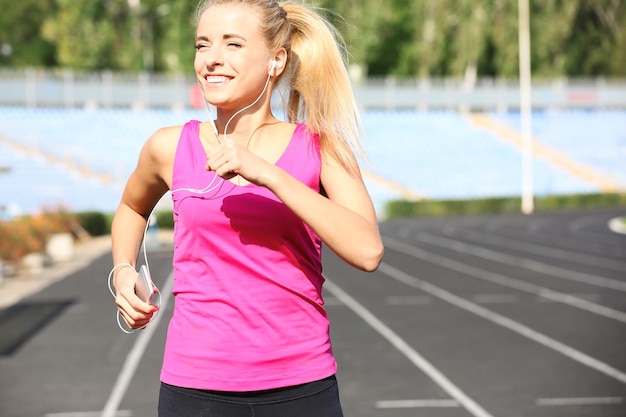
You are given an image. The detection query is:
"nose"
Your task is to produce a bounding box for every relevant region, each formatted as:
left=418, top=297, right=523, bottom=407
left=205, top=50, right=223, bottom=70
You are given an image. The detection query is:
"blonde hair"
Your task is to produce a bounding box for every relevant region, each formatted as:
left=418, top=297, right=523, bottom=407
left=196, top=0, right=365, bottom=176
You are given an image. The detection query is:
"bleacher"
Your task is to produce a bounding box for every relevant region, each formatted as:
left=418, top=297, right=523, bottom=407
left=0, top=145, right=123, bottom=216
left=491, top=110, right=626, bottom=185
left=0, top=107, right=624, bottom=218
left=361, top=111, right=604, bottom=201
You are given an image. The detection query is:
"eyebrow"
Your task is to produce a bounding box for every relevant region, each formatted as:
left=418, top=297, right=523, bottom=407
left=195, top=34, right=248, bottom=42
left=224, top=33, right=247, bottom=41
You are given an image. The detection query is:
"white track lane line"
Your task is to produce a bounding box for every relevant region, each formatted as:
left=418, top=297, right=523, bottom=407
left=324, top=278, right=494, bottom=417
left=101, top=272, right=174, bottom=417
left=384, top=236, right=626, bottom=323
left=536, top=396, right=623, bottom=406
left=441, top=227, right=626, bottom=272
left=386, top=295, right=433, bottom=305
left=417, top=233, right=626, bottom=292
left=46, top=412, right=132, bottom=417
left=377, top=262, right=626, bottom=384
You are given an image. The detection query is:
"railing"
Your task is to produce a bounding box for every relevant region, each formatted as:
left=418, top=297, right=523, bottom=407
left=1, top=68, right=625, bottom=111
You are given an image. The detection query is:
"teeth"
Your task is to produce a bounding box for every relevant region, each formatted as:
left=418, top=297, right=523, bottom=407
left=205, top=76, right=229, bottom=84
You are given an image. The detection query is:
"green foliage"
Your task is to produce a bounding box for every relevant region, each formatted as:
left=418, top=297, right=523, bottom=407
left=155, top=211, right=175, bottom=229
left=321, top=0, right=626, bottom=78
left=1, top=0, right=625, bottom=77
left=76, top=211, right=109, bottom=236
left=41, top=0, right=117, bottom=70
left=73, top=210, right=173, bottom=236
left=535, top=192, right=626, bottom=210
left=0, top=0, right=57, bottom=66
left=385, top=197, right=523, bottom=218
left=385, top=193, right=626, bottom=219
left=562, top=0, right=626, bottom=76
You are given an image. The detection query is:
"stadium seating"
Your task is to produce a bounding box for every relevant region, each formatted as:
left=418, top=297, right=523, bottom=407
left=360, top=110, right=601, bottom=200
left=0, top=107, right=623, bottom=218
left=491, top=110, right=626, bottom=185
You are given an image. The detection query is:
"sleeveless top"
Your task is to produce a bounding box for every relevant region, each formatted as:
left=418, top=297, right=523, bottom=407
left=160, top=120, right=337, bottom=391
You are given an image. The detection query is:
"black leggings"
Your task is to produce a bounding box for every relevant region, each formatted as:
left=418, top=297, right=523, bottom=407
left=158, top=375, right=344, bottom=417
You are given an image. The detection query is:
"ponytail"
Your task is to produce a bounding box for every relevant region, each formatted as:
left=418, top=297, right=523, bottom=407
left=281, top=2, right=365, bottom=176
left=195, top=1, right=366, bottom=175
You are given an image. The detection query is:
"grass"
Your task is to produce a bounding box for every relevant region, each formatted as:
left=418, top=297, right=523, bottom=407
left=384, top=192, right=626, bottom=219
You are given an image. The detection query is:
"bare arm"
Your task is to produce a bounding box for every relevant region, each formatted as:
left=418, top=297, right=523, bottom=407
left=110, top=127, right=177, bottom=328
left=264, top=156, right=383, bottom=271
left=206, top=137, right=383, bottom=271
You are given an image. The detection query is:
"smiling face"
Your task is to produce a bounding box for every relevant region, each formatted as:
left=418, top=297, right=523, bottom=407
left=194, top=4, right=272, bottom=110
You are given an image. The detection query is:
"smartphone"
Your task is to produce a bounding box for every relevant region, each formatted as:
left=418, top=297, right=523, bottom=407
left=135, top=265, right=157, bottom=304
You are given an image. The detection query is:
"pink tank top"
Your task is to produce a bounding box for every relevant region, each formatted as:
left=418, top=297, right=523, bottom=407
left=161, top=120, right=337, bottom=391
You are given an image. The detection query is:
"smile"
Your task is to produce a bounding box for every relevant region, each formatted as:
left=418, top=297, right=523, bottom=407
left=205, top=76, right=231, bottom=85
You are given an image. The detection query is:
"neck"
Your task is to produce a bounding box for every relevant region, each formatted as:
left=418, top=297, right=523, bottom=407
left=214, top=73, right=275, bottom=139
left=215, top=102, right=277, bottom=144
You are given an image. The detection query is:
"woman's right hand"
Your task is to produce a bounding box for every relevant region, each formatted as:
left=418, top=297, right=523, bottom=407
left=113, top=266, right=158, bottom=330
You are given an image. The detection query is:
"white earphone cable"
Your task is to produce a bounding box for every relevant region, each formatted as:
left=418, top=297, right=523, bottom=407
left=108, top=209, right=161, bottom=334
left=109, top=67, right=276, bottom=332
left=179, top=68, right=273, bottom=196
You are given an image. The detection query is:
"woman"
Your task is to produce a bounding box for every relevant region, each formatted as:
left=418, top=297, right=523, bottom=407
left=110, top=1, right=383, bottom=415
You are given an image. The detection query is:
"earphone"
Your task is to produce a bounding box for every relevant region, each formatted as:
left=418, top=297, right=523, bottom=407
left=269, top=59, right=278, bottom=76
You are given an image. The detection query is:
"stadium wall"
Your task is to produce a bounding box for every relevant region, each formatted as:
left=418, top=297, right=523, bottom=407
left=1, top=69, right=625, bottom=111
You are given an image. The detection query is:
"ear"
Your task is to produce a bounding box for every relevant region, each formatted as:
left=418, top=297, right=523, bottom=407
left=269, top=49, right=287, bottom=77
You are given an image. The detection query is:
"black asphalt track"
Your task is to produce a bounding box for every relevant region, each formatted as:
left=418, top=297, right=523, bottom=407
left=1, top=208, right=625, bottom=417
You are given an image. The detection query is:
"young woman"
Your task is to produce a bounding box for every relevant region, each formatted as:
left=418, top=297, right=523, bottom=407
left=110, top=1, right=383, bottom=415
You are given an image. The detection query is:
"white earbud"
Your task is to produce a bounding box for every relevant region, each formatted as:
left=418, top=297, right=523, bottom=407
left=269, top=60, right=278, bottom=76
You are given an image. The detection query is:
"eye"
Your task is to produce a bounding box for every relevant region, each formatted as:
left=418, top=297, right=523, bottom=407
left=227, top=42, right=242, bottom=49
left=195, top=43, right=210, bottom=51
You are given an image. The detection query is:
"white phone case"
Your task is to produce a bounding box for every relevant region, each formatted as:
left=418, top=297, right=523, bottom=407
left=135, top=265, right=156, bottom=304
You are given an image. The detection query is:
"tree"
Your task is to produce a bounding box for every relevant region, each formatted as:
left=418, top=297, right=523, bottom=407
left=563, top=0, right=626, bottom=76
left=530, top=0, right=579, bottom=77
left=42, top=0, right=123, bottom=70
left=489, top=0, right=523, bottom=77
left=0, top=0, right=57, bottom=67
left=1, top=0, right=625, bottom=77
left=361, top=0, right=416, bottom=76
left=153, top=1, right=197, bottom=74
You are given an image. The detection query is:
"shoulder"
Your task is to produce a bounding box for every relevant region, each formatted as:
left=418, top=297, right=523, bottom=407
left=143, top=124, right=186, bottom=164
left=150, top=124, right=186, bottom=144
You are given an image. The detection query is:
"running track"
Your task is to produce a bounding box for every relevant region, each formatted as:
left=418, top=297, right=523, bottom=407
left=1, top=208, right=625, bottom=417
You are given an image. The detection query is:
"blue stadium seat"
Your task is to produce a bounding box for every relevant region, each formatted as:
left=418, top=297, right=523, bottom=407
left=490, top=110, right=626, bottom=185
left=0, top=107, right=623, bottom=218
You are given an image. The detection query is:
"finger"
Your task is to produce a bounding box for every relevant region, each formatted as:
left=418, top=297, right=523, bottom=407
left=115, top=294, right=157, bottom=324
left=217, top=170, right=238, bottom=180
left=205, top=141, right=232, bottom=166
left=205, top=154, right=229, bottom=174
left=206, top=140, right=243, bottom=170
left=121, top=313, right=151, bottom=330
left=118, top=305, right=154, bottom=329
left=205, top=158, right=238, bottom=180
